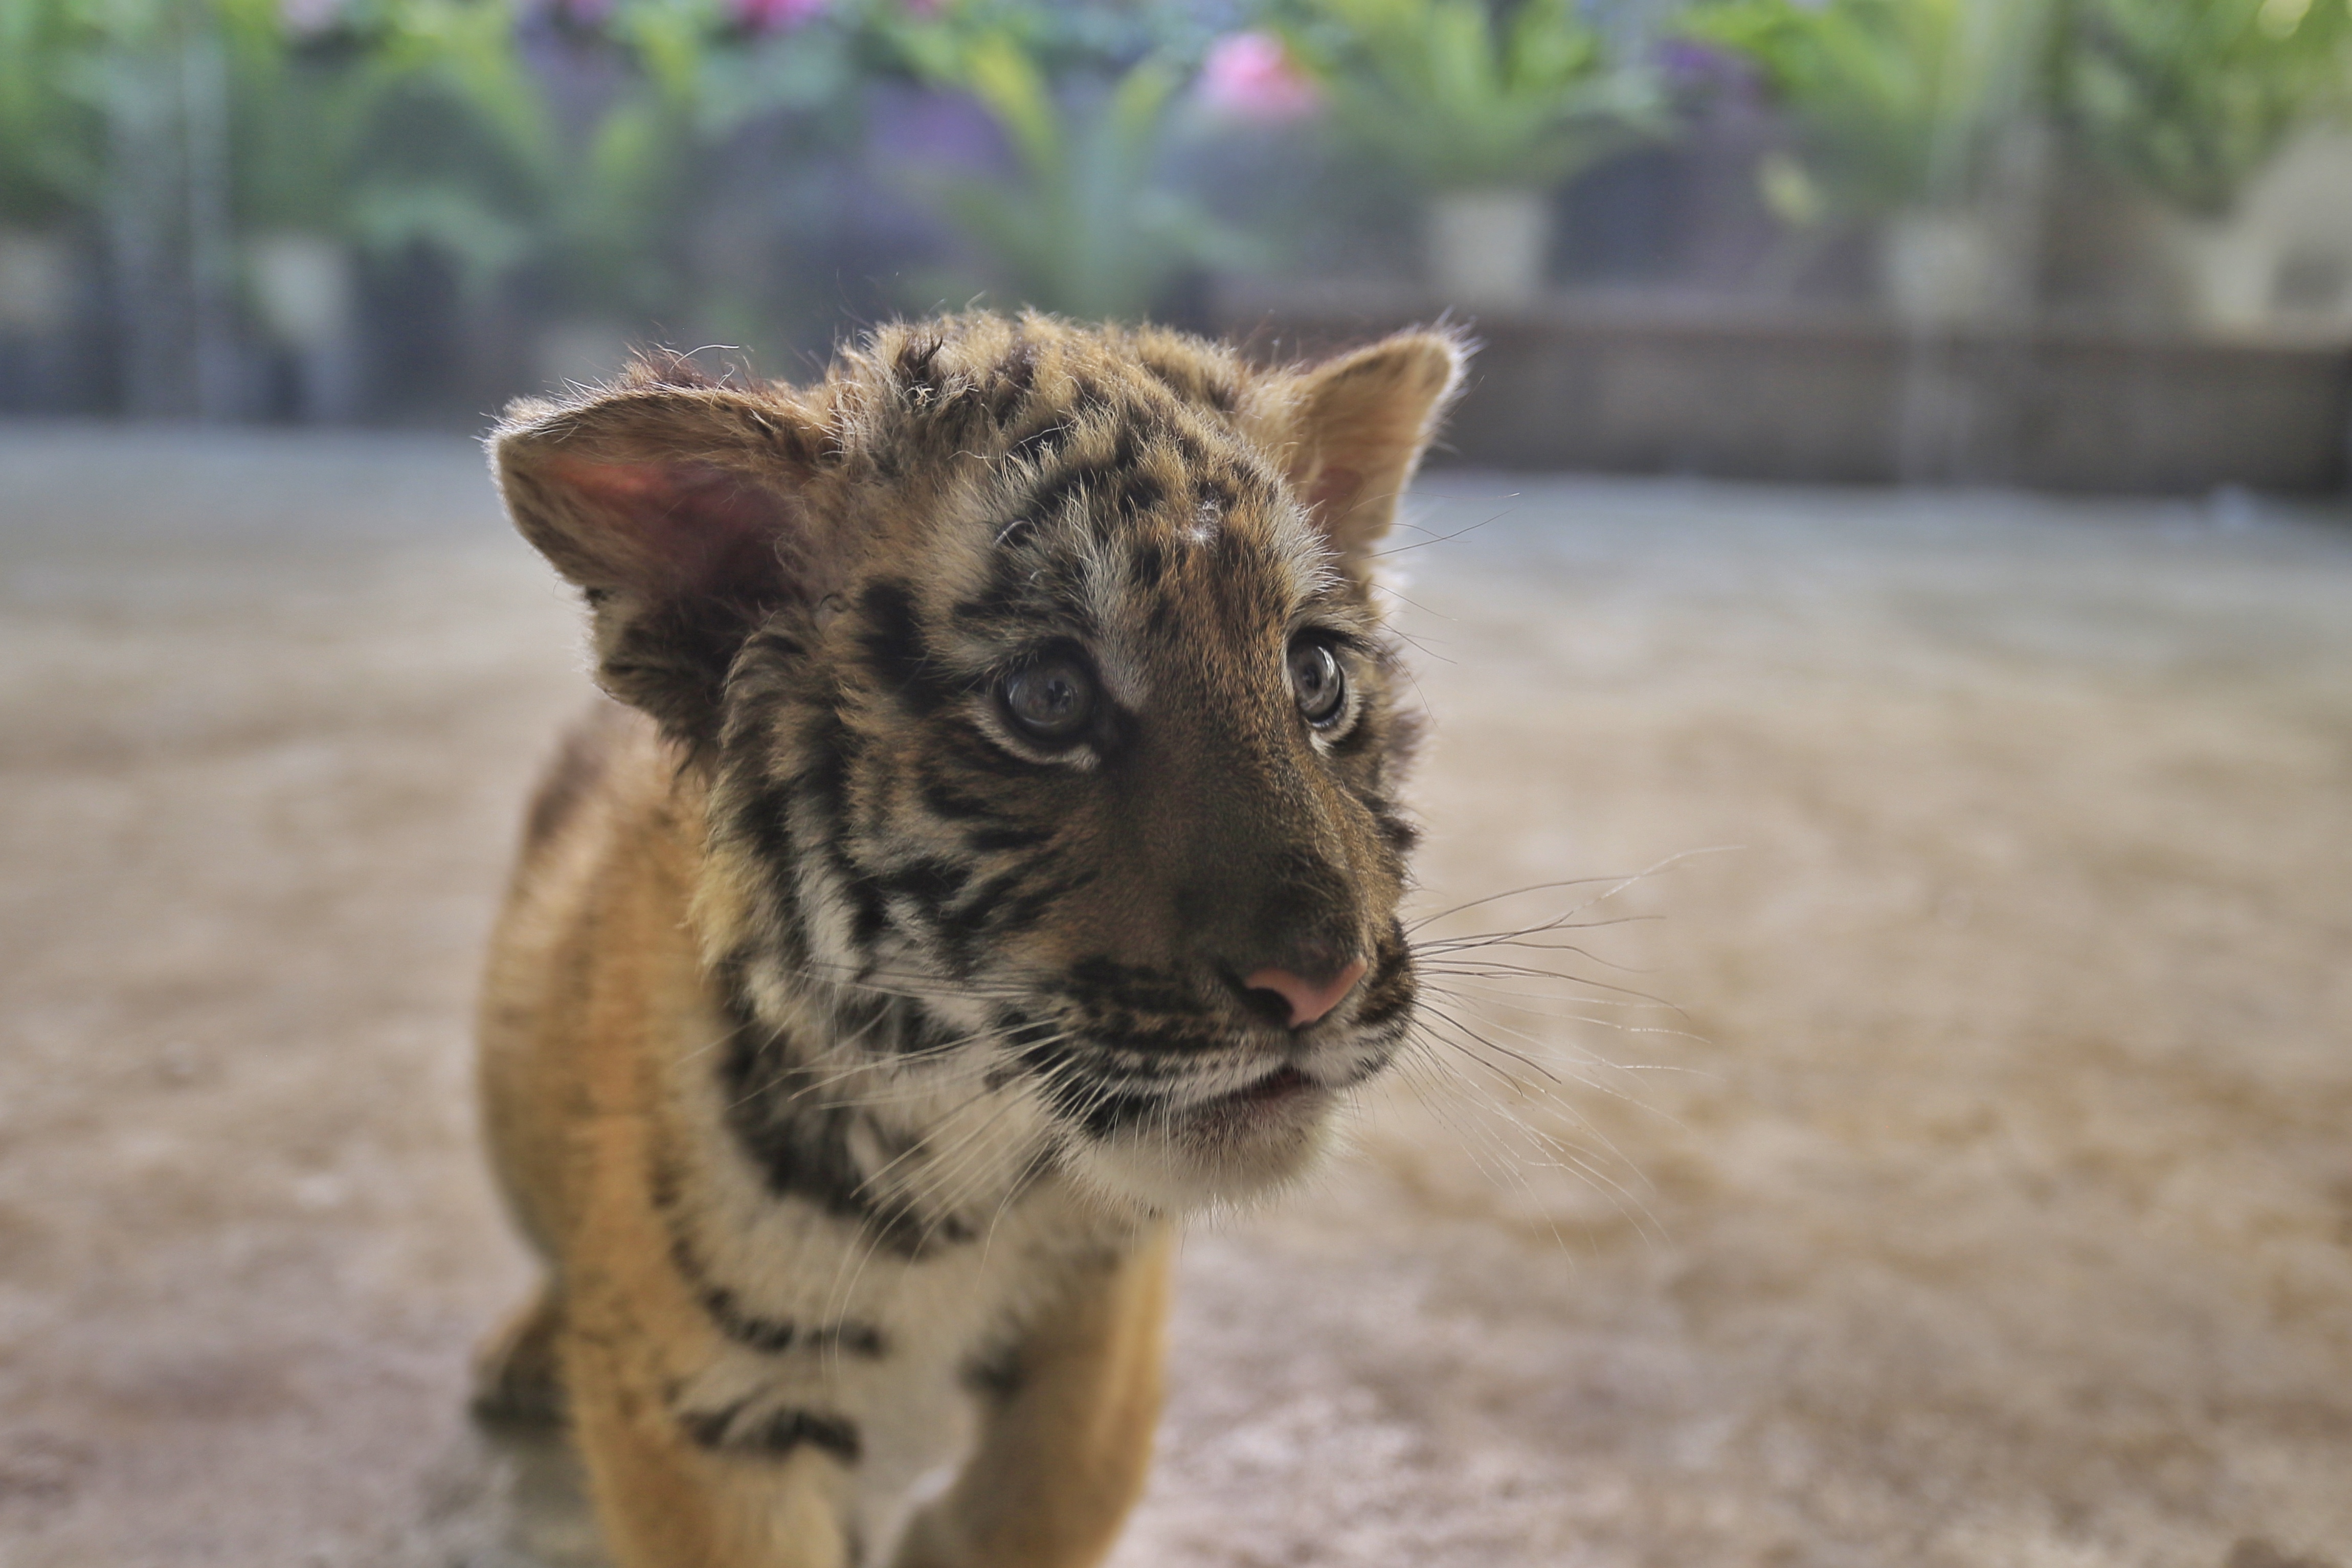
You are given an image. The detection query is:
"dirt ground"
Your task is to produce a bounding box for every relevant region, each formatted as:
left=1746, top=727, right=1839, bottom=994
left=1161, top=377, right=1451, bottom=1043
left=3, top=425, right=2348, bottom=1568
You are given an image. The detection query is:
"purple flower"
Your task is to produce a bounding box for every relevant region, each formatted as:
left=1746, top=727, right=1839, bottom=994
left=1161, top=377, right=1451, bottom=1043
left=1196, top=31, right=1320, bottom=126
left=1656, top=38, right=1742, bottom=88
left=1655, top=35, right=1766, bottom=115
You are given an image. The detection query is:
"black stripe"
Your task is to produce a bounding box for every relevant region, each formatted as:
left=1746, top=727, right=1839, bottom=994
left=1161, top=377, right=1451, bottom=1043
left=1023, top=459, right=1100, bottom=529
left=1138, top=353, right=1240, bottom=414
left=961, top=1342, right=1024, bottom=1401
left=1062, top=956, right=1200, bottom=1016
left=1351, top=940, right=1417, bottom=1030
left=682, top=1401, right=863, bottom=1463
left=894, top=1006, right=964, bottom=1062
left=702, top=1284, right=801, bottom=1354
left=856, top=579, right=955, bottom=714
left=1192, top=473, right=1238, bottom=521
left=894, top=332, right=947, bottom=402
left=987, top=338, right=1038, bottom=427
left=917, top=771, right=997, bottom=823
left=878, top=857, right=974, bottom=910
left=1114, top=465, right=1167, bottom=522
left=718, top=1025, right=974, bottom=1259
left=984, top=868, right=1095, bottom=939
left=733, top=781, right=799, bottom=880
left=668, top=1226, right=892, bottom=1358
left=935, top=866, right=1032, bottom=947
left=1368, top=802, right=1419, bottom=854
left=964, top=822, right=1053, bottom=853
left=741, top=625, right=807, bottom=663
left=787, top=702, right=854, bottom=826
left=1128, top=539, right=1167, bottom=593
left=834, top=864, right=890, bottom=957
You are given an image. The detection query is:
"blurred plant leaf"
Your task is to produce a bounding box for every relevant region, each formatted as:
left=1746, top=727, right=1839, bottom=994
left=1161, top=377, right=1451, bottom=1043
left=889, top=17, right=1251, bottom=320
left=2057, top=0, right=2352, bottom=215
left=1275, top=0, right=1667, bottom=191
left=1682, top=0, right=2055, bottom=214
left=0, top=0, right=107, bottom=223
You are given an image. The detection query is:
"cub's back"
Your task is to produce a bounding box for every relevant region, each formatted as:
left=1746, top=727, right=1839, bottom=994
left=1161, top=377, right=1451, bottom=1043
left=476, top=698, right=692, bottom=1263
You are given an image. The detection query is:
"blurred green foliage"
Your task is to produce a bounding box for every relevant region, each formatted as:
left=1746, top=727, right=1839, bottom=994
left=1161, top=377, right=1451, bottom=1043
left=0, top=0, right=105, bottom=223
left=1687, top=0, right=2352, bottom=219
left=885, top=8, right=1253, bottom=317
left=1681, top=0, right=2054, bottom=214
left=2, top=0, right=2349, bottom=341
left=2058, top=0, right=2352, bottom=215
left=1276, top=0, right=1664, bottom=190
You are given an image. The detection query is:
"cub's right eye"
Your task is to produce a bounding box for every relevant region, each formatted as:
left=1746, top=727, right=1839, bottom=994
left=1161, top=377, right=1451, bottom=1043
left=1000, top=653, right=1098, bottom=746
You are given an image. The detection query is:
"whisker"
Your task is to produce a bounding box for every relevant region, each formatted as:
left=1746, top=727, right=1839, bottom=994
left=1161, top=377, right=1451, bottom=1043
left=1412, top=997, right=1708, bottom=1161
left=1395, top=1031, right=1670, bottom=1249
left=1368, top=505, right=1511, bottom=559
left=1388, top=1037, right=1666, bottom=1251
left=1405, top=846, right=1736, bottom=934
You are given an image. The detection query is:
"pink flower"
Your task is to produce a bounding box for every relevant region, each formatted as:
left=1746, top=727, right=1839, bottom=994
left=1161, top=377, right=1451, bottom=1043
left=734, top=0, right=826, bottom=31
left=1196, top=31, right=1320, bottom=125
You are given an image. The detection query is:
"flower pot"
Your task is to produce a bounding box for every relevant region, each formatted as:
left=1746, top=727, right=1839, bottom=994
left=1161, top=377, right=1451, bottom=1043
left=0, top=229, right=73, bottom=334
left=1877, top=208, right=2007, bottom=328
left=244, top=232, right=363, bottom=422
left=245, top=231, right=354, bottom=349
left=1424, top=189, right=1551, bottom=307
left=2160, top=213, right=2277, bottom=333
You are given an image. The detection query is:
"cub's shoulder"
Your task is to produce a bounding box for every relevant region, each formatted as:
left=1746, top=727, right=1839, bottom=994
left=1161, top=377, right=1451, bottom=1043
left=518, top=698, right=651, bottom=857
left=511, top=697, right=688, bottom=866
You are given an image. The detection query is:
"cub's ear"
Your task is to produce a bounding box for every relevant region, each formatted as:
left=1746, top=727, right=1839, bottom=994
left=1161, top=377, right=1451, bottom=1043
left=1261, top=330, right=1468, bottom=565
left=492, top=359, right=832, bottom=751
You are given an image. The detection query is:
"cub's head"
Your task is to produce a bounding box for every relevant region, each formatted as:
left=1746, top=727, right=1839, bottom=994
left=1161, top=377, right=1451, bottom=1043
left=495, top=312, right=1464, bottom=1214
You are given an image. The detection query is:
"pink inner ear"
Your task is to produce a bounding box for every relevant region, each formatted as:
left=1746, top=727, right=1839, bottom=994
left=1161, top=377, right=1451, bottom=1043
left=543, top=454, right=796, bottom=600
left=1306, top=464, right=1363, bottom=530
left=549, top=456, right=672, bottom=510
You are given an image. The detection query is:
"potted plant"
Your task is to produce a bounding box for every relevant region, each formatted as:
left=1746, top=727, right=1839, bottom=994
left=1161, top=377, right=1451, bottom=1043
left=215, top=0, right=399, bottom=417
left=1682, top=0, right=2054, bottom=326
left=1276, top=0, right=1665, bottom=306
left=440, top=0, right=868, bottom=385
left=2056, top=0, right=2352, bottom=330
left=0, top=0, right=103, bottom=374
left=882, top=3, right=1253, bottom=321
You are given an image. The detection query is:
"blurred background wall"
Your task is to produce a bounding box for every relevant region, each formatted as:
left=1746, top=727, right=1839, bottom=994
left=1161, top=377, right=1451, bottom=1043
left=2, top=0, right=2350, bottom=490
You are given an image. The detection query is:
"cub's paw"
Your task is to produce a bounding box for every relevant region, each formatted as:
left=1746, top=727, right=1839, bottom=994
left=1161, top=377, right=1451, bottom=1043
left=469, top=1287, right=567, bottom=1427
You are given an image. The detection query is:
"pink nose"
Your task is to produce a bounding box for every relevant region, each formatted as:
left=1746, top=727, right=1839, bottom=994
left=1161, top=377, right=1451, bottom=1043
left=1242, top=958, right=1369, bottom=1029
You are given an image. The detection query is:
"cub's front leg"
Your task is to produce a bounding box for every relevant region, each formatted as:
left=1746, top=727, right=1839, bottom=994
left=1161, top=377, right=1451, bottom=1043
left=561, top=1117, right=863, bottom=1568
left=892, top=1228, right=1174, bottom=1568
left=566, top=1327, right=860, bottom=1568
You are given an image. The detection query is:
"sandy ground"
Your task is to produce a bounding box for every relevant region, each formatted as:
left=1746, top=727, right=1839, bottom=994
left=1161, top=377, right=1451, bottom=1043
left=2, top=426, right=2348, bottom=1568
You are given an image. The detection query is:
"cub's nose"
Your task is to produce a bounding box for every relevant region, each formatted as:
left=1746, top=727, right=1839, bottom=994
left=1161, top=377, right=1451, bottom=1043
left=1242, top=957, right=1369, bottom=1030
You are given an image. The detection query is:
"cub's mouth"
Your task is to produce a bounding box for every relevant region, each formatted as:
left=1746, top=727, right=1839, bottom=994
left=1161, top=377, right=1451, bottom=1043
left=1223, top=1063, right=1316, bottom=1104
left=1190, top=1061, right=1323, bottom=1113
left=1170, top=1062, right=1335, bottom=1143
left=1043, top=950, right=1413, bottom=1209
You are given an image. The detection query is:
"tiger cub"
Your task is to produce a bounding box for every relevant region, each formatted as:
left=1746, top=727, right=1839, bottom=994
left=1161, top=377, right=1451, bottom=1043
left=474, top=311, right=1464, bottom=1568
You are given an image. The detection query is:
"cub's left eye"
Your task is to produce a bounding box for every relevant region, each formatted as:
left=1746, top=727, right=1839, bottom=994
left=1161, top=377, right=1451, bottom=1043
left=1287, top=637, right=1348, bottom=727
left=1001, top=653, right=1099, bottom=746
